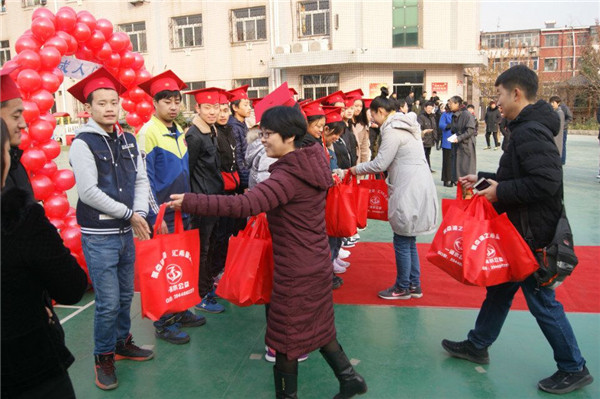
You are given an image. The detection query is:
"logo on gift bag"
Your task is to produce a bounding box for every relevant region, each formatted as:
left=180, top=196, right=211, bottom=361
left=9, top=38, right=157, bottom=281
left=166, top=264, right=183, bottom=285
left=454, top=237, right=464, bottom=254
left=370, top=195, right=381, bottom=206
left=486, top=245, right=496, bottom=259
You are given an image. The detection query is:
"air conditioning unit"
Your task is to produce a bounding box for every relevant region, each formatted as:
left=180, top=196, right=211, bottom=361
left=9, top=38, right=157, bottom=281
left=291, top=42, right=308, bottom=53
left=274, top=45, right=291, bottom=54
left=308, top=40, right=322, bottom=51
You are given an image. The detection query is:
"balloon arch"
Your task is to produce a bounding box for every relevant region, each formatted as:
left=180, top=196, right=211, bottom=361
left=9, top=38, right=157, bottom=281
left=4, top=6, right=156, bottom=279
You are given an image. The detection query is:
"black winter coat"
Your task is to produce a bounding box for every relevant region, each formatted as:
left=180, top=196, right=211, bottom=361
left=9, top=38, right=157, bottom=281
left=1, top=188, right=87, bottom=397
left=484, top=106, right=501, bottom=132
left=341, top=125, right=358, bottom=166
left=215, top=123, right=238, bottom=173
left=186, top=120, right=224, bottom=195
left=417, top=111, right=438, bottom=147
left=3, top=147, right=33, bottom=196
left=333, top=138, right=352, bottom=169
left=479, top=101, right=562, bottom=249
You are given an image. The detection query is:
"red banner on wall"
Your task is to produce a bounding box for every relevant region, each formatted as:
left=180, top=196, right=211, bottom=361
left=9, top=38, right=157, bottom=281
left=431, top=82, right=448, bottom=93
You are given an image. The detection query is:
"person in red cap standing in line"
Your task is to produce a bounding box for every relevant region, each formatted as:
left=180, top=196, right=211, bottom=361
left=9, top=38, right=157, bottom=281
left=0, top=64, right=32, bottom=195
left=185, top=87, right=228, bottom=314
left=346, top=89, right=371, bottom=164
left=136, top=70, right=207, bottom=345
left=227, top=85, right=252, bottom=191
left=68, top=68, right=154, bottom=390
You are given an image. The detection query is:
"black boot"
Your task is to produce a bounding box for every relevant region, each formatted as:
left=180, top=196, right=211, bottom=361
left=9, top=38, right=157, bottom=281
left=273, top=366, right=298, bottom=399
left=320, top=347, right=367, bottom=399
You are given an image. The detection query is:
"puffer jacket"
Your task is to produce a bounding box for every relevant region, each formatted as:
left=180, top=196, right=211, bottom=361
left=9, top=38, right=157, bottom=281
left=186, top=115, right=224, bottom=195
left=417, top=110, right=438, bottom=148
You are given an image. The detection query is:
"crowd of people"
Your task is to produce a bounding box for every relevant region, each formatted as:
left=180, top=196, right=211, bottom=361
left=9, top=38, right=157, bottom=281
left=0, top=62, right=594, bottom=398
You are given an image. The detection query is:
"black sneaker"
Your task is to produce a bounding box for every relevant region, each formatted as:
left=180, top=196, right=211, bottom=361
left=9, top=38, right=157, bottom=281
left=115, top=334, right=154, bottom=361
left=441, top=339, right=489, bottom=364
left=94, top=353, right=118, bottom=390
left=175, top=310, right=206, bottom=327
left=378, top=286, right=411, bottom=300
left=409, top=285, right=423, bottom=298
left=333, top=275, right=344, bottom=290
left=538, top=366, right=594, bottom=394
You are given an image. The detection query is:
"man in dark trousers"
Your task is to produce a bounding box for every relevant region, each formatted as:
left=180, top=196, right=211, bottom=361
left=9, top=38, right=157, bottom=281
left=417, top=101, right=438, bottom=172
left=0, top=64, right=32, bottom=195
left=405, top=90, right=415, bottom=112
left=442, top=65, right=593, bottom=395
left=559, top=101, right=573, bottom=165
left=484, top=100, right=501, bottom=150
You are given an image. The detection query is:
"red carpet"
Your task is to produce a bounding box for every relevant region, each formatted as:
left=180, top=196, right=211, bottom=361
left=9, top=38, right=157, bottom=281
left=333, top=243, right=600, bottom=313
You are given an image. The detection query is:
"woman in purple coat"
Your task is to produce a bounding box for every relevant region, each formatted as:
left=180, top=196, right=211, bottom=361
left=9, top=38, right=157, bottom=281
left=170, top=106, right=366, bottom=399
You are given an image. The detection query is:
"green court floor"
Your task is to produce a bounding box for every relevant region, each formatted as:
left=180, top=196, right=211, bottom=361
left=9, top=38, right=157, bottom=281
left=57, top=135, right=600, bottom=398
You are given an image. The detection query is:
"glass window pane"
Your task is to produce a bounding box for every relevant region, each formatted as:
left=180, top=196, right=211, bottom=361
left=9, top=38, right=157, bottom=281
left=234, top=9, right=248, bottom=18
left=320, top=0, right=329, bottom=10
left=134, top=22, right=145, bottom=31
left=194, top=27, right=202, bottom=45
left=315, top=87, right=327, bottom=98
left=405, top=7, right=418, bottom=26
left=139, top=33, right=147, bottom=52
left=303, top=75, right=317, bottom=85
left=257, top=19, right=266, bottom=39
left=236, top=21, right=244, bottom=41
left=313, top=13, right=325, bottom=35
left=393, top=33, right=404, bottom=47
left=406, top=0, right=419, bottom=5
left=251, top=7, right=265, bottom=17
left=130, top=35, right=139, bottom=52
left=177, top=30, right=183, bottom=47
left=303, top=88, right=313, bottom=100
left=392, top=0, right=404, bottom=7
left=406, top=31, right=418, bottom=46
left=304, top=1, right=318, bottom=11
left=322, top=74, right=338, bottom=84
left=255, top=77, right=268, bottom=86
left=246, top=20, right=256, bottom=40
left=303, top=15, right=312, bottom=35
left=392, top=8, right=405, bottom=27
left=190, top=14, right=201, bottom=24
left=327, top=86, right=339, bottom=95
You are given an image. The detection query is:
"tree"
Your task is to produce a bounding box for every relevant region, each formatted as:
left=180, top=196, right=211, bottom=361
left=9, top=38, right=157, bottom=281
left=578, top=24, right=600, bottom=97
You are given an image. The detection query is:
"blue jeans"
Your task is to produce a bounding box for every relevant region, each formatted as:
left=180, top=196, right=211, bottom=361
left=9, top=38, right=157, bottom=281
left=467, top=275, right=585, bottom=372
left=328, top=236, right=342, bottom=261
left=82, top=232, right=135, bottom=355
left=393, top=234, right=420, bottom=289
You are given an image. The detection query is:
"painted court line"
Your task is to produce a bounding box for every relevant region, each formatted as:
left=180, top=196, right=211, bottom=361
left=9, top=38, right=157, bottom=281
left=54, top=304, right=83, bottom=309
left=60, top=300, right=95, bottom=324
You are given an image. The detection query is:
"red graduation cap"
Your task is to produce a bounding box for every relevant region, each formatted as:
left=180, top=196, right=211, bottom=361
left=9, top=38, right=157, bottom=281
left=227, top=85, right=249, bottom=102
left=301, top=99, right=325, bottom=118
left=67, top=67, right=127, bottom=104
left=184, top=87, right=224, bottom=105
left=219, top=90, right=235, bottom=104
left=323, top=106, right=343, bottom=124
left=344, top=98, right=355, bottom=107
left=319, top=91, right=346, bottom=106
left=253, top=82, right=296, bottom=123
left=0, top=63, right=22, bottom=102
left=363, top=99, right=373, bottom=108
left=250, top=97, right=263, bottom=107
left=298, top=99, right=312, bottom=107
left=344, top=89, right=364, bottom=101
left=138, top=70, right=187, bottom=97
left=289, top=87, right=298, bottom=96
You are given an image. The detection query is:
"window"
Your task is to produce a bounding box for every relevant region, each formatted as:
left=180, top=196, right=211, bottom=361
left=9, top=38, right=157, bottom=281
left=183, top=81, right=206, bottom=112
left=298, top=0, right=329, bottom=37
left=21, top=0, right=41, bottom=7
left=544, top=58, right=558, bottom=72
left=392, top=0, right=419, bottom=47
left=171, top=14, right=203, bottom=48
left=0, top=40, right=10, bottom=66
left=119, top=22, right=147, bottom=53
left=576, top=33, right=588, bottom=45
left=545, top=34, right=559, bottom=47
left=508, top=32, right=539, bottom=48
left=231, top=6, right=267, bottom=42
left=392, top=70, right=424, bottom=99
left=509, top=57, right=538, bottom=71
left=234, top=77, right=269, bottom=99
left=301, top=74, right=338, bottom=100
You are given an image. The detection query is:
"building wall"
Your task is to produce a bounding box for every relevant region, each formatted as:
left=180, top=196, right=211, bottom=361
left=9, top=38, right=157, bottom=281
left=539, top=27, right=590, bottom=81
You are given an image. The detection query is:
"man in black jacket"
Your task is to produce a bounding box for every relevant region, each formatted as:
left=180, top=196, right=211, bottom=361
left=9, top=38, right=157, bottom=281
left=417, top=101, right=438, bottom=172
left=185, top=88, right=227, bottom=314
left=484, top=100, right=501, bottom=150
left=442, top=65, right=593, bottom=395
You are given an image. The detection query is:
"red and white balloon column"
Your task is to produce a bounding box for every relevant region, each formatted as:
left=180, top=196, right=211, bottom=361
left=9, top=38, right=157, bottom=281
left=4, top=7, right=155, bottom=281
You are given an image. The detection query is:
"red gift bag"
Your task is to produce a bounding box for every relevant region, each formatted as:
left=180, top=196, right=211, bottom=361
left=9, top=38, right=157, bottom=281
left=134, top=204, right=201, bottom=320
left=326, top=173, right=358, bottom=237
left=441, top=183, right=473, bottom=217
left=352, top=175, right=369, bottom=229
left=360, top=173, right=389, bottom=221
left=215, top=213, right=274, bottom=307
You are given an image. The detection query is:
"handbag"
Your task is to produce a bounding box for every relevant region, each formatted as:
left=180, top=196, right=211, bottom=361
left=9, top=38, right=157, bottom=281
left=221, top=170, right=240, bottom=192
left=134, top=204, right=201, bottom=320
left=360, top=173, right=389, bottom=221
left=215, top=213, right=274, bottom=306
left=325, top=173, right=358, bottom=237
left=351, top=175, right=369, bottom=229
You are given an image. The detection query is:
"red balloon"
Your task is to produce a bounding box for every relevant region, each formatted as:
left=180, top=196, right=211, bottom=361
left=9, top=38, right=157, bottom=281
left=31, top=174, right=55, bottom=201
left=38, top=160, right=58, bottom=177
left=22, top=101, right=40, bottom=123
left=49, top=217, right=65, bottom=231
left=32, top=7, right=56, bottom=24
left=121, top=99, right=136, bottom=113
left=53, top=169, right=76, bottom=191
left=61, top=226, right=82, bottom=251
left=125, top=113, right=141, bottom=127
left=39, top=46, right=62, bottom=70
left=108, top=32, right=129, bottom=53
left=128, top=87, right=145, bottom=103
left=15, top=35, right=42, bottom=53
left=67, top=207, right=76, bottom=217
left=120, top=51, right=136, bottom=68
left=32, top=17, right=56, bottom=42
left=45, top=195, right=70, bottom=219
left=86, top=30, right=106, bottom=50
left=57, top=31, right=77, bottom=55
left=136, top=101, right=154, bottom=118
left=64, top=216, right=79, bottom=228
left=77, top=11, right=97, bottom=32
left=96, top=42, right=112, bottom=61
left=72, top=22, right=91, bottom=43
left=40, top=139, right=61, bottom=160
left=18, top=131, right=31, bottom=151
left=74, top=45, right=94, bottom=61
left=38, top=112, right=57, bottom=130
left=30, top=90, right=55, bottom=114
left=51, top=68, right=65, bottom=85
left=119, top=68, right=136, bottom=88
left=135, top=69, right=152, bottom=84
left=126, top=42, right=133, bottom=52
left=40, top=71, right=61, bottom=92
left=29, top=120, right=54, bottom=143
left=56, top=7, right=77, bottom=32
left=21, top=148, right=47, bottom=172
left=45, top=35, right=68, bottom=55
left=95, top=18, right=113, bottom=40
left=131, top=52, right=145, bottom=70
left=17, top=69, right=42, bottom=93
left=104, top=52, right=120, bottom=69
left=17, top=49, right=42, bottom=70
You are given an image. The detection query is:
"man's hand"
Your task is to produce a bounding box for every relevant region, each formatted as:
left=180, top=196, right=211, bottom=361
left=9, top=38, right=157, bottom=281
left=477, top=179, right=499, bottom=203
left=131, top=213, right=151, bottom=240
left=157, top=220, right=169, bottom=235
left=169, top=194, right=185, bottom=211
left=457, top=174, right=478, bottom=189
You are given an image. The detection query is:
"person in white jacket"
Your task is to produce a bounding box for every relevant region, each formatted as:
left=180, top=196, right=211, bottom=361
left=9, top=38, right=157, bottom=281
left=350, top=87, right=438, bottom=300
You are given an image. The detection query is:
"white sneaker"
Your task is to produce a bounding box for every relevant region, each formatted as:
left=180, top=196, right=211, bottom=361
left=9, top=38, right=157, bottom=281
left=333, top=259, right=347, bottom=274
left=336, top=257, right=350, bottom=268
left=351, top=233, right=360, bottom=241
left=338, top=248, right=351, bottom=259
left=341, top=238, right=355, bottom=248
